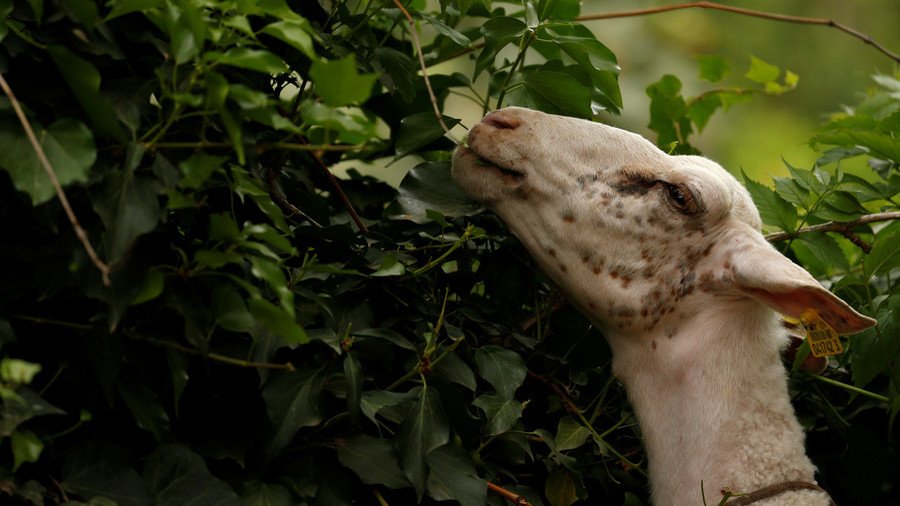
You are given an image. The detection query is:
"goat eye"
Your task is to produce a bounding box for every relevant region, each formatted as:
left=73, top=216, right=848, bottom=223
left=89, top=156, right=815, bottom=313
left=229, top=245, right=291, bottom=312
left=663, top=183, right=697, bottom=213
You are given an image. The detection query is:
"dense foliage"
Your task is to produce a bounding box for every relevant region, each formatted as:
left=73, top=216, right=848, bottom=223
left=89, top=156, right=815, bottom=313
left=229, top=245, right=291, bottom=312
left=0, top=1, right=897, bottom=505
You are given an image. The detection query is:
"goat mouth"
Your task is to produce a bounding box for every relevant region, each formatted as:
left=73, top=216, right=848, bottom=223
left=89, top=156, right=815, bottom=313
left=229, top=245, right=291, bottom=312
left=459, top=146, right=526, bottom=182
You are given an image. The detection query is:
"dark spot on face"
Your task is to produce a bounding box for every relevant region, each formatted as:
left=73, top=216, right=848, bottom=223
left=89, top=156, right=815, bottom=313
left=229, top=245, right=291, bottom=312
left=652, top=340, right=657, bottom=350
left=562, top=213, right=575, bottom=223
left=588, top=302, right=596, bottom=310
left=559, top=264, right=568, bottom=272
left=610, top=270, right=619, bottom=279
left=665, top=327, right=677, bottom=338
left=615, top=211, right=625, bottom=219
left=621, top=276, right=632, bottom=288
left=593, top=266, right=602, bottom=275
left=618, top=308, right=635, bottom=318
left=633, top=216, right=643, bottom=225
left=723, top=261, right=732, bottom=269
left=642, top=268, right=655, bottom=279
left=640, top=308, right=649, bottom=318
left=702, top=244, right=713, bottom=256
left=548, top=249, right=556, bottom=257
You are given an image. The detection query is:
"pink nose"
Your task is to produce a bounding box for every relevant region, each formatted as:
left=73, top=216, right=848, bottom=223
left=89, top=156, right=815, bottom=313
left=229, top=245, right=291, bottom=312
left=482, top=111, right=521, bottom=130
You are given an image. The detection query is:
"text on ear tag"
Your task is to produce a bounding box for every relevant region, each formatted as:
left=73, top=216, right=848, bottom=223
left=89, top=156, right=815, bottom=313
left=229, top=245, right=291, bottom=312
left=799, top=308, right=844, bottom=358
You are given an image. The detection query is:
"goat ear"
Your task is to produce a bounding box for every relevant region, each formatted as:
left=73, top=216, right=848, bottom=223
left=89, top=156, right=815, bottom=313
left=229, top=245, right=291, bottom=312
left=731, top=242, right=876, bottom=335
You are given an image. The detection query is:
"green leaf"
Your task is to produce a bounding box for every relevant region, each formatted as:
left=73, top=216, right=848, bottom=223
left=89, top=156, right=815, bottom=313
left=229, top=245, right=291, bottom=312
left=865, top=221, right=900, bottom=277
left=354, top=328, right=416, bottom=350
left=241, top=482, right=293, bottom=506
left=164, top=1, right=207, bottom=63
left=116, top=375, right=171, bottom=442
left=395, top=112, right=461, bottom=157
left=47, top=45, right=126, bottom=140
left=0, top=358, right=41, bottom=384
left=248, top=297, right=308, bottom=344
left=260, top=20, right=316, bottom=59
left=62, top=441, right=154, bottom=506
left=178, top=152, right=225, bottom=189
left=475, top=17, right=528, bottom=78
left=210, top=283, right=254, bottom=332
left=474, top=345, right=526, bottom=399
left=431, top=350, right=476, bottom=391
left=11, top=429, right=43, bottom=471
left=507, top=69, right=592, bottom=118
left=794, top=232, right=850, bottom=273
left=554, top=417, right=590, bottom=451
left=206, top=48, right=284, bottom=74
left=396, top=385, right=450, bottom=500
left=425, top=443, right=487, bottom=506
left=344, top=353, right=363, bottom=425
left=143, top=444, right=241, bottom=505
left=309, top=56, right=378, bottom=106
left=0, top=387, right=64, bottom=438
left=249, top=257, right=294, bottom=317
left=360, top=390, right=415, bottom=425
left=300, top=101, right=376, bottom=144
left=544, top=467, right=579, bottom=506
left=745, top=55, right=780, bottom=84
left=850, top=301, right=899, bottom=387
left=686, top=93, right=722, bottom=132
left=773, top=177, right=812, bottom=210
left=336, top=435, right=410, bottom=488
left=91, top=170, right=162, bottom=262
left=742, top=170, right=797, bottom=232
left=392, top=161, right=482, bottom=223
left=0, top=118, right=96, bottom=205
left=105, top=0, right=163, bottom=21
left=697, top=55, right=729, bottom=83
left=372, top=254, right=407, bottom=277
left=131, top=269, right=165, bottom=305
left=262, top=368, right=325, bottom=455
left=473, top=394, right=523, bottom=435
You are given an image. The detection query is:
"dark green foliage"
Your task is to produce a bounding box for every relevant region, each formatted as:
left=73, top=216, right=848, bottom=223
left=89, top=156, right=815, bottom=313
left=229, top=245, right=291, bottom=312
left=0, top=1, right=897, bottom=505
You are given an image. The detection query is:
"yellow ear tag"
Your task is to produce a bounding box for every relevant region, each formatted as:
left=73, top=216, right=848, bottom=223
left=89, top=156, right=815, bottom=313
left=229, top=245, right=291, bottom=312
left=799, top=308, right=844, bottom=358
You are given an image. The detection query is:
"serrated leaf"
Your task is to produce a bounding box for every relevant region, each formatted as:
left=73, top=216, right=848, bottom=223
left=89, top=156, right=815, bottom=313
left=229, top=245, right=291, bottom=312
left=773, top=177, right=811, bottom=210
left=795, top=232, right=850, bottom=273
left=473, top=394, right=523, bottom=435
left=396, top=385, right=449, bottom=500
left=0, top=118, right=96, bottom=205
left=425, top=444, right=487, bottom=506
left=742, top=171, right=797, bottom=232
left=336, top=435, right=410, bottom=488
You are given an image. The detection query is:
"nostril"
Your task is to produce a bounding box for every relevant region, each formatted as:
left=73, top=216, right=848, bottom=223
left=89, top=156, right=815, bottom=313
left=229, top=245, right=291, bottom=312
left=482, top=112, right=521, bottom=130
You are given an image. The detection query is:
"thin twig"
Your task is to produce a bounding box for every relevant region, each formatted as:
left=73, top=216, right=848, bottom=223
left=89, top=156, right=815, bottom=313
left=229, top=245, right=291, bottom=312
left=144, top=141, right=369, bottom=152
left=305, top=145, right=369, bottom=234
left=764, top=211, right=900, bottom=243
left=266, top=168, right=324, bottom=228
left=0, top=72, right=112, bottom=287
left=487, top=482, right=534, bottom=506
left=578, top=1, right=899, bottom=63
left=391, top=0, right=455, bottom=138
left=137, top=335, right=295, bottom=371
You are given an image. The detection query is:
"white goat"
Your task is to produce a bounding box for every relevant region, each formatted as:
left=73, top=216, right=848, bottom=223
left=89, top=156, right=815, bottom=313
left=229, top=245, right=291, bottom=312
left=451, top=107, right=875, bottom=506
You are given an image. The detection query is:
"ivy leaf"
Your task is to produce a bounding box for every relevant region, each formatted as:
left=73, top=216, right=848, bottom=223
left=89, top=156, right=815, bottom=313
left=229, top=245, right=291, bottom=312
left=395, top=112, right=460, bottom=157
left=745, top=55, right=780, bottom=84
left=178, top=152, right=225, bottom=189
left=507, top=69, right=592, bottom=118
left=91, top=169, right=162, bottom=262
left=473, top=394, right=523, bottom=435
left=431, top=350, right=476, bottom=391
left=62, top=441, right=154, bottom=506
left=742, top=171, right=797, bottom=232
left=206, top=48, right=285, bottom=74
left=474, top=346, right=526, bottom=399
left=0, top=118, right=96, bottom=205
left=143, top=444, right=241, bottom=505
left=697, top=55, right=729, bottom=83
left=344, top=353, right=363, bottom=426
left=260, top=20, right=316, bottom=59
left=544, top=467, right=580, bottom=506
left=47, top=45, right=126, bottom=141
left=248, top=297, right=308, bottom=344
left=864, top=221, right=900, bottom=277
left=425, top=443, right=487, bottom=506
left=554, top=417, right=590, bottom=451
left=262, top=368, right=326, bottom=456
left=392, top=161, right=482, bottom=223
left=396, top=385, right=450, bottom=500
left=360, top=390, right=416, bottom=425
left=310, top=56, right=378, bottom=106
left=12, top=429, right=43, bottom=471
left=116, top=375, right=171, bottom=442
left=336, top=435, right=410, bottom=489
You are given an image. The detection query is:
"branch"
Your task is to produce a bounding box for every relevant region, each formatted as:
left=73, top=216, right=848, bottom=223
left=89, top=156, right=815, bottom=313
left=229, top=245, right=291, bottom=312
left=764, top=211, right=900, bottom=245
left=144, top=141, right=369, bottom=152
left=391, top=0, right=455, bottom=137
left=134, top=334, right=295, bottom=371
left=487, top=482, right=534, bottom=506
left=306, top=145, right=369, bottom=235
left=577, top=1, right=900, bottom=64
left=265, top=168, right=324, bottom=228
left=0, top=72, right=112, bottom=287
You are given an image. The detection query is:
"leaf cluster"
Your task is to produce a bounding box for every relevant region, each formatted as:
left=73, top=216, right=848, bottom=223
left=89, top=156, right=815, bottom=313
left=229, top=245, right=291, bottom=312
left=0, top=1, right=897, bottom=505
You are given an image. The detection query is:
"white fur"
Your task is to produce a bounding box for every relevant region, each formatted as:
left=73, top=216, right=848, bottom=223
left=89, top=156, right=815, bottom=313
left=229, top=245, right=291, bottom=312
left=452, top=107, right=875, bottom=505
